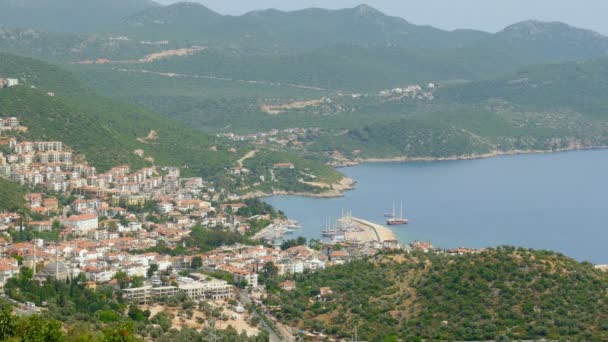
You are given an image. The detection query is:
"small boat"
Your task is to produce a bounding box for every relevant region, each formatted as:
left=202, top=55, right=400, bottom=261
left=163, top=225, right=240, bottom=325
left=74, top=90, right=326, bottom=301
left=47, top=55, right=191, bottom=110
left=386, top=201, right=409, bottom=226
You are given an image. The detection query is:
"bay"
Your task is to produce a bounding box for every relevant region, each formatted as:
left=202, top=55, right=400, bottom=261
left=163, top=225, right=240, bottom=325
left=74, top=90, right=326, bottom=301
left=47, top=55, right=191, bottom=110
left=265, top=150, right=608, bottom=264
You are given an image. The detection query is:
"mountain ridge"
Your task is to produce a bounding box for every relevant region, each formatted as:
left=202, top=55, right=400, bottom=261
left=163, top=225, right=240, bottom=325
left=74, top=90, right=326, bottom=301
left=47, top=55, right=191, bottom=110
left=0, top=0, right=161, bottom=33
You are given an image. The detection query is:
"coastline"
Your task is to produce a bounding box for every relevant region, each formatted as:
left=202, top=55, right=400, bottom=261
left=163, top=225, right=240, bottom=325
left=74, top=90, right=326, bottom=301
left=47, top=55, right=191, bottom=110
left=245, top=146, right=607, bottom=199
left=238, top=176, right=356, bottom=199
left=330, top=146, right=608, bottom=168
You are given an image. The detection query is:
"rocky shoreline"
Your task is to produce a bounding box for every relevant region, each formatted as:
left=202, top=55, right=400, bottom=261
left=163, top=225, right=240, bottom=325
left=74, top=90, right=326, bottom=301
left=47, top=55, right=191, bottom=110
left=239, top=176, right=356, bottom=199
left=330, top=146, right=608, bottom=168
left=244, top=146, right=606, bottom=200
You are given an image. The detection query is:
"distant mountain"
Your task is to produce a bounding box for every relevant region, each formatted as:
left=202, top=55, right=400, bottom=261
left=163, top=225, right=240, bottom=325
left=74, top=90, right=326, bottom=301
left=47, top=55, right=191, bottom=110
left=487, top=20, right=608, bottom=61
left=120, top=2, right=491, bottom=51
left=0, top=0, right=160, bottom=33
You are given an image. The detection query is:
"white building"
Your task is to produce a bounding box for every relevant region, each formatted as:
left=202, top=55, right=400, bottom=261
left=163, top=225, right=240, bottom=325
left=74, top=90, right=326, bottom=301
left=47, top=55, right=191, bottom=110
left=64, top=214, right=98, bottom=234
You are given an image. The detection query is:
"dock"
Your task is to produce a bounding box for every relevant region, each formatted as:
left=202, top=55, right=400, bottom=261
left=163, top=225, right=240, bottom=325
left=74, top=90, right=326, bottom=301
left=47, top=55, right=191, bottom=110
left=340, top=216, right=398, bottom=243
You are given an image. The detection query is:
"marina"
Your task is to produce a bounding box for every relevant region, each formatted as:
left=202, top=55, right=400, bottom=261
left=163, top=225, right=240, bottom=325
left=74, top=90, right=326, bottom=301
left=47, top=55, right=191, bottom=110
left=266, top=149, right=608, bottom=264
left=253, top=220, right=303, bottom=243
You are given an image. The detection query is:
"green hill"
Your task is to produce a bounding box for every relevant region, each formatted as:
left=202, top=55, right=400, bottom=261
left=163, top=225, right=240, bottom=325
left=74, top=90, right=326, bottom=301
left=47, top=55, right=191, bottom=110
left=270, top=247, right=608, bottom=341
left=0, top=52, right=344, bottom=192
left=493, top=20, right=608, bottom=62
left=0, top=178, right=27, bottom=212
left=0, top=0, right=159, bottom=33
left=437, top=57, right=608, bottom=116
left=0, top=52, right=235, bottom=176
left=0, top=27, right=178, bottom=62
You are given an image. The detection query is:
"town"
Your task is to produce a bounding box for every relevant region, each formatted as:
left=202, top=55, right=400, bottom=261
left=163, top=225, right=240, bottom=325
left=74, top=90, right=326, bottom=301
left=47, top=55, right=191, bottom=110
left=0, top=114, right=411, bottom=339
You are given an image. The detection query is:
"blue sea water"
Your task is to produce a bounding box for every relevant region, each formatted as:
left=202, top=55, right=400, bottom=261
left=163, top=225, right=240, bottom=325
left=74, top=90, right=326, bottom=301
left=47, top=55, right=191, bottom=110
left=265, top=150, right=608, bottom=264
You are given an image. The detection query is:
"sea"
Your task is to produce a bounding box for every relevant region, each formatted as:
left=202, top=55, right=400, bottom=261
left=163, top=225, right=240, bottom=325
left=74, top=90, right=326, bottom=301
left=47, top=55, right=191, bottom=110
left=265, top=149, right=608, bottom=264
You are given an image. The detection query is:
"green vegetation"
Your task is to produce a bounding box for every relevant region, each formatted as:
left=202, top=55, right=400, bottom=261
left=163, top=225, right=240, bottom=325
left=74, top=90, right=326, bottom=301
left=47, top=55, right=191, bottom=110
left=0, top=52, right=346, bottom=191
left=0, top=306, right=64, bottom=341
left=0, top=27, right=176, bottom=63
left=3, top=268, right=267, bottom=341
left=235, top=198, right=284, bottom=219
left=0, top=52, right=238, bottom=176
left=270, top=247, right=608, bottom=341
left=185, top=226, right=260, bottom=252
left=0, top=178, right=27, bottom=212
left=0, top=0, right=158, bottom=33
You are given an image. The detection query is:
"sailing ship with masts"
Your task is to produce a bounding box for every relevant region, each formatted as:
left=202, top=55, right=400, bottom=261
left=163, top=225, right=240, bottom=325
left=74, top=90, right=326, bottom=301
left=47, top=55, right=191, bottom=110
left=386, top=201, right=409, bottom=225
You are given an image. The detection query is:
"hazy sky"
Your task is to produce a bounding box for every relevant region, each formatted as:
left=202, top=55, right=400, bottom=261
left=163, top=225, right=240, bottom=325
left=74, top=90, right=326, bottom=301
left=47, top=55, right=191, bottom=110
left=157, top=0, right=608, bottom=34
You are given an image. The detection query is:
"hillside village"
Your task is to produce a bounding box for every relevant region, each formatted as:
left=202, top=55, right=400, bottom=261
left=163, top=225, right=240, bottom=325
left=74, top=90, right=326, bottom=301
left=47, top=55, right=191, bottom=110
left=0, top=112, right=405, bottom=338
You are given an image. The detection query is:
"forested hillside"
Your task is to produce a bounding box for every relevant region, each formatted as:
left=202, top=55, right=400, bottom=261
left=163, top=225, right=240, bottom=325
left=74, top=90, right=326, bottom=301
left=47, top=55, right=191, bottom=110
left=0, top=52, right=345, bottom=193
left=270, top=247, right=608, bottom=341
left=0, top=52, right=236, bottom=176
left=0, top=0, right=159, bottom=33
left=0, top=178, right=27, bottom=212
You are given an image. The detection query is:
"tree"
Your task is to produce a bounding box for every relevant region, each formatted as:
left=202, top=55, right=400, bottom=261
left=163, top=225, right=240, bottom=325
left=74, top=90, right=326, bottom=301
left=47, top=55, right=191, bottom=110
left=0, top=306, right=16, bottom=340
left=262, top=262, right=278, bottom=279
left=280, top=237, right=307, bottom=250
left=103, top=322, right=142, bottom=342
left=128, top=304, right=147, bottom=322
left=15, top=314, right=64, bottom=341
left=19, top=266, right=33, bottom=283
left=113, top=271, right=130, bottom=289
left=147, top=264, right=159, bottom=278
left=52, top=220, right=61, bottom=230
left=190, top=256, right=202, bottom=270
left=131, top=276, right=145, bottom=288
left=108, top=221, right=119, bottom=233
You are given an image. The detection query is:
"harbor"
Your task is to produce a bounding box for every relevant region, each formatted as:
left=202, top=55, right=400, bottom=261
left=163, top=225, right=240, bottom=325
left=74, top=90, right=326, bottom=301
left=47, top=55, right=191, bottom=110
left=253, top=213, right=400, bottom=248
left=253, top=219, right=302, bottom=243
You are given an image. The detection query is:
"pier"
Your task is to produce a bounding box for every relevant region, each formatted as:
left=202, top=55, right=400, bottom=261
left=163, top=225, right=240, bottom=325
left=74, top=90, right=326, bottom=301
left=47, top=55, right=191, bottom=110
left=340, top=216, right=398, bottom=243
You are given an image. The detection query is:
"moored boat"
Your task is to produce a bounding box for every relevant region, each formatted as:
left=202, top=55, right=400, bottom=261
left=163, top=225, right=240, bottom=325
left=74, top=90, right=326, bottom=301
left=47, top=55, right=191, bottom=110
left=386, top=201, right=409, bottom=225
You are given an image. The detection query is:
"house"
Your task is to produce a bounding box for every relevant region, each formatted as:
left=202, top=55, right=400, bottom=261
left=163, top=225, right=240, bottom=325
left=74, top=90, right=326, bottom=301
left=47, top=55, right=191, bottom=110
left=216, top=265, right=258, bottom=288
left=330, top=249, right=349, bottom=261
left=157, top=202, right=174, bottom=214
left=273, top=162, right=295, bottom=169
left=30, top=221, right=53, bottom=232
left=43, top=198, right=59, bottom=211
left=279, top=280, right=296, bottom=291
left=27, top=193, right=43, bottom=208
left=0, top=260, right=20, bottom=286
left=63, top=214, right=98, bottom=235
